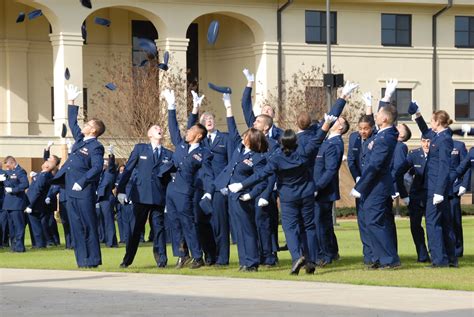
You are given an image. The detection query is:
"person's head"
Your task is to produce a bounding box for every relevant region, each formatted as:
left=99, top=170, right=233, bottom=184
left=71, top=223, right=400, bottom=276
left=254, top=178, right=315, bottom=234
left=280, top=129, right=298, bottom=155
left=41, top=160, right=55, bottom=173
left=375, top=105, right=397, bottom=128
left=242, top=128, right=268, bottom=153
left=185, top=123, right=207, bottom=144
left=297, top=112, right=311, bottom=131
left=253, top=114, right=273, bottom=134
left=200, top=112, right=216, bottom=133
left=47, top=155, right=61, bottom=169
left=148, top=125, right=163, bottom=143
left=81, top=118, right=106, bottom=137
left=397, top=123, right=412, bottom=142
left=3, top=156, right=16, bottom=170
left=118, top=164, right=125, bottom=174
left=358, top=115, right=374, bottom=140
left=261, top=105, right=275, bottom=118
left=430, top=110, right=453, bottom=132
left=330, top=117, right=350, bottom=135
left=421, top=137, right=430, bottom=154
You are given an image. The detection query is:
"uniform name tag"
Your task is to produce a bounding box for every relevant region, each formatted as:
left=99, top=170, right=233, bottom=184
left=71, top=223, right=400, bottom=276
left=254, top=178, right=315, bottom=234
left=193, top=154, right=202, bottom=162
left=243, top=158, right=253, bottom=167
left=219, top=145, right=225, bottom=147
left=11, top=175, right=17, bottom=179
left=140, top=156, right=147, bottom=160
left=368, top=141, right=374, bottom=150
left=451, top=150, right=459, bottom=155
left=352, top=148, right=359, bottom=151
left=414, top=165, right=421, bottom=168
left=80, top=148, right=89, bottom=155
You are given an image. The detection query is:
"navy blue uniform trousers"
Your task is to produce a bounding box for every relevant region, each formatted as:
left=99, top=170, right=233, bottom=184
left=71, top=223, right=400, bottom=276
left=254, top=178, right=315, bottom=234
left=315, top=201, right=339, bottom=263
left=408, top=199, right=429, bottom=262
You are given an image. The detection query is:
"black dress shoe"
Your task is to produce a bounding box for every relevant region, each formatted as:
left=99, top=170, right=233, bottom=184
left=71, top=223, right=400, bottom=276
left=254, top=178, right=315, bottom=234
left=316, top=259, right=329, bottom=268
left=190, top=258, right=205, bottom=269
left=242, top=266, right=258, bottom=272
left=238, top=265, right=245, bottom=271
left=379, top=263, right=401, bottom=270
left=175, top=255, right=191, bottom=269
left=305, top=262, right=316, bottom=274
left=366, top=262, right=380, bottom=270
left=157, top=262, right=167, bottom=268
left=448, top=262, right=459, bottom=268
left=290, top=257, right=306, bottom=275
left=425, top=263, right=449, bottom=268
left=120, top=262, right=129, bottom=268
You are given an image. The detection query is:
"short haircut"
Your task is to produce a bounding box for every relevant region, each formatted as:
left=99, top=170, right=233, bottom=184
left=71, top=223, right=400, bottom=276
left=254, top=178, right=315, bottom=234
left=399, top=123, right=412, bottom=142
left=3, top=156, right=16, bottom=164
left=194, top=123, right=207, bottom=139
left=256, top=114, right=273, bottom=129
left=379, top=105, right=398, bottom=124
left=243, top=128, right=268, bottom=153
left=297, top=112, right=311, bottom=130
left=358, top=114, right=375, bottom=127
left=199, top=112, right=215, bottom=125
left=89, top=118, right=106, bottom=137
left=339, top=117, right=350, bottom=135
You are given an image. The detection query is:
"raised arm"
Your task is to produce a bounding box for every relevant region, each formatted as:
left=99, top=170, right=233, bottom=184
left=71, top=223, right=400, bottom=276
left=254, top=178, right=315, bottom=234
left=187, top=90, right=205, bottom=129
left=65, top=85, right=84, bottom=142
left=223, top=93, right=242, bottom=151
left=241, top=69, right=256, bottom=128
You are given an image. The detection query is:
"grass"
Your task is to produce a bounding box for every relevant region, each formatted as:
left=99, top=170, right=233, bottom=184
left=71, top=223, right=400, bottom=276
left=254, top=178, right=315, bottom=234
left=1, top=217, right=473, bottom=291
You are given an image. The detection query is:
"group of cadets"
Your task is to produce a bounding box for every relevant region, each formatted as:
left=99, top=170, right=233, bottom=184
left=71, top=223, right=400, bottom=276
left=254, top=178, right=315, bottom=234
left=1, top=73, right=473, bottom=274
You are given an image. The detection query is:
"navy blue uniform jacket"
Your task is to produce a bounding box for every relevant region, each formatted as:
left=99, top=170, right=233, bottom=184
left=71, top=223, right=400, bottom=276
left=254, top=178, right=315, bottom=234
left=2, top=165, right=29, bottom=211
left=27, top=171, right=53, bottom=211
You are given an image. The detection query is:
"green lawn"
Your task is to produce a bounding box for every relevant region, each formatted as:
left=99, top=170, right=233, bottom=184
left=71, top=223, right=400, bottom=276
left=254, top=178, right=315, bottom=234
left=1, top=217, right=473, bottom=291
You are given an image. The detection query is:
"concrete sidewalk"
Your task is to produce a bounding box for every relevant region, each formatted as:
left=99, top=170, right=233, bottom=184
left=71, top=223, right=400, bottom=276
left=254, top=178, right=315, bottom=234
left=0, top=268, right=473, bottom=316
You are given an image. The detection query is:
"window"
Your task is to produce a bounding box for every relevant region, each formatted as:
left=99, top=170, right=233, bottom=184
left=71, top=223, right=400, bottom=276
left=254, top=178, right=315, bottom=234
left=381, top=14, right=411, bottom=46
left=455, top=90, right=474, bottom=120
left=381, top=88, right=412, bottom=121
left=132, top=20, right=158, bottom=66
left=455, top=16, right=474, bottom=48
left=305, top=11, right=337, bottom=44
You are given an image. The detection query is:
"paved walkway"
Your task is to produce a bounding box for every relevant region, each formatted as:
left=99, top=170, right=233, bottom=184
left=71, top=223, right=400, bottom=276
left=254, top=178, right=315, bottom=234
left=1, top=268, right=473, bottom=316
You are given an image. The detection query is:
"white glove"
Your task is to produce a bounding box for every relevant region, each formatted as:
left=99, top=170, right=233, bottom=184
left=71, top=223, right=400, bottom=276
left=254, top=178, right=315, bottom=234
left=66, top=139, right=73, bottom=153
left=433, top=194, right=444, bottom=205
left=47, top=141, right=54, bottom=149
left=220, top=188, right=228, bottom=196
left=239, top=193, right=251, bottom=201
left=0, top=174, right=5, bottom=182
left=95, top=203, right=100, bottom=209
left=341, top=81, right=359, bottom=97
left=223, top=93, right=232, bottom=109
left=201, top=193, right=212, bottom=200
left=314, top=191, right=318, bottom=197
left=350, top=188, right=361, bottom=198
left=65, top=84, right=82, bottom=101
left=383, top=78, right=398, bottom=101
left=355, top=176, right=361, bottom=183
left=117, top=193, right=127, bottom=205
left=45, top=197, right=51, bottom=205
left=191, top=90, right=205, bottom=108
left=257, top=198, right=269, bottom=207
left=391, top=192, right=400, bottom=200
left=72, top=183, right=82, bottom=191
left=323, top=113, right=337, bottom=125
left=161, top=89, right=176, bottom=110
left=5, top=187, right=12, bottom=193
left=461, top=124, right=471, bottom=134
left=402, top=197, right=410, bottom=205
left=228, top=182, right=243, bottom=193
left=362, top=92, right=372, bottom=108
left=24, top=207, right=32, bottom=214
left=458, top=186, right=467, bottom=197
left=108, top=145, right=114, bottom=155
left=30, top=171, right=37, bottom=178
left=243, top=68, right=255, bottom=82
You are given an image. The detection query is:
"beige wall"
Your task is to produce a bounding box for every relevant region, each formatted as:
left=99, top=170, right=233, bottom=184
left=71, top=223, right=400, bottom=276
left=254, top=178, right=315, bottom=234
left=0, top=0, right=473, bottom=160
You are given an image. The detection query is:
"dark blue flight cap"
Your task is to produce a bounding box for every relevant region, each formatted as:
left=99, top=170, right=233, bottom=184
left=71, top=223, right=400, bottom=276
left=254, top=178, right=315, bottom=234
left=81, top=23, right=87, bottom=41
left=139, top=38, right=157, bottom=58
left=16, top=12, right=25, bottom=23
left=207, top=20, right=219, bottom=45
left=105, top=83, right=117, bottom=91
left=199, top=197, right=213, bottom=215
left=65, top=68, right=70, bottom=80
left=407, top=101, right=419, bottom=115
left=28, top=9, right=43, bottom=20
left=61, top=123, right=67, bottom=138
left=208, top=82, right=232, bottom=94
left=80, top=0, right=92, bottom=9
left=95, top=17, right=111, bottom=27
left=158, top=51, right=169, bottom=71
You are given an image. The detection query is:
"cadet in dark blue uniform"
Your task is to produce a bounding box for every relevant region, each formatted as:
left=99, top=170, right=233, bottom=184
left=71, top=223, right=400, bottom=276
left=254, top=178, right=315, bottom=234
left=412, top=104, right=457, bottom=267
left=187, top=91, right=233, bottom=266
left=314, top=117, right=350, bottom=266
left=96, top=147, right=118, bottom=248
left=0, top=164, right=9, bottom=248
left=395, top=137, right=431, bottom=262
left=163, top=89, right=214, bottom=269
left=117, top=125, right=174, bottom=268
left=52, top=85, right=105, bottom=268
left=351, top=105, right=401, bottom=269
left=229, top=116, right=335, bottom=275
left=2, top=156, right=29, bottom=252
left=215, top=95, right=268, bottom=271
left=25, top=160, right=56, bottom=248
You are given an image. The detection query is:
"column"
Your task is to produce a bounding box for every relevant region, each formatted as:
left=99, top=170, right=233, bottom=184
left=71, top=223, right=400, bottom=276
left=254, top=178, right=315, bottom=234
left=49, top=32, right=84, bottom=137
left=254, top=41, right=279, bottom=117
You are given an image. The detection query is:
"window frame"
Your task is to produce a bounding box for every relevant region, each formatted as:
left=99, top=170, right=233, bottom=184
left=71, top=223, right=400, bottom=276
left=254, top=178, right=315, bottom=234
left=305, top=10, right=337, bottom=45
left=454, top=89, right=474, bottom=121
left=381, top=88, right=412, bottom=121
left=381, top=13, right=412, bottom=47
left=455, top=16, right=474, bottom=48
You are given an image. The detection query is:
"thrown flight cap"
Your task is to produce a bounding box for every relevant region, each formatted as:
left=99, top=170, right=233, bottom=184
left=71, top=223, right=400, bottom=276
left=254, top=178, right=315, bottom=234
left=158, top=51, right=169, bottom=71
left=407, top=101, right=419, bottom=115
left=94, top=17, right=111, bottom=27
left=61, top=123, right=67, bottom=138
left=80, top=0, right=92, bottom=9
left=28, top=9, right=43, bottom=20
left=199, top=196, right=213, bottom=215
left=138, top=38, right=157, bottom=58
left=105, top=83, right=117, bottom=91
left=207, top=20, right=219, bottom=45
left=208, top=82, right=232, bottom=94
left=81, top=23, right=87, bottom=41
left=65, top=68, right=71, bottom=80
left=16, top=12, right=25, bottom=23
